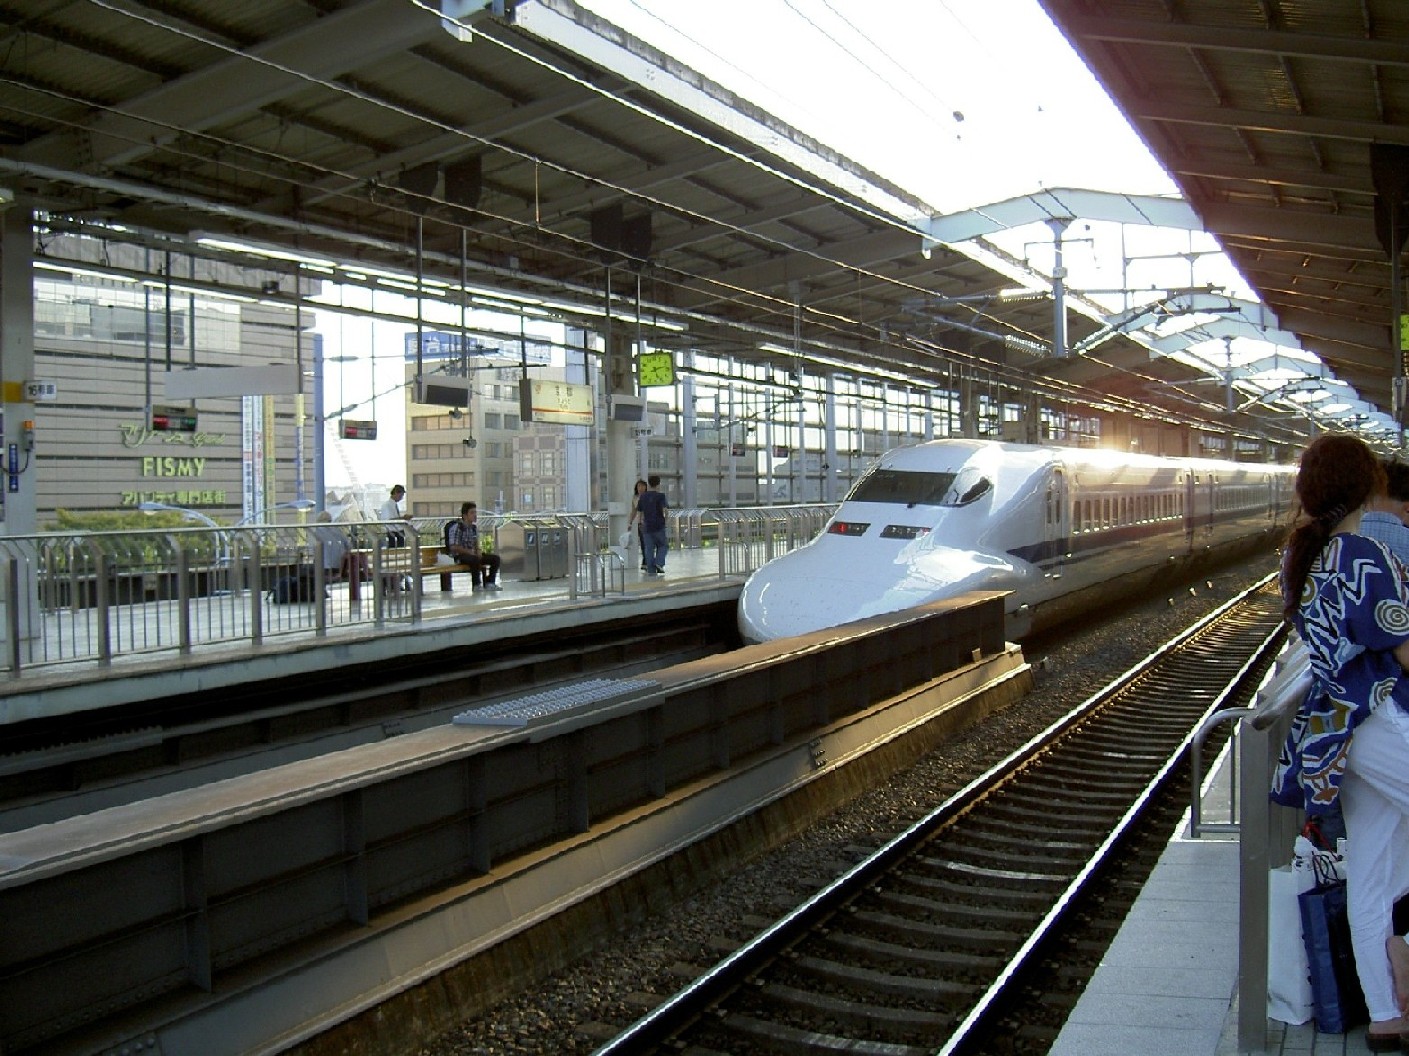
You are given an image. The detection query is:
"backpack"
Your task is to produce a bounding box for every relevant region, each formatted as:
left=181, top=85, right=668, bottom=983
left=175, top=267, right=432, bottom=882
left=269, top=567, right=325, bottom=604
left=443, top=519, right=456, bottom=554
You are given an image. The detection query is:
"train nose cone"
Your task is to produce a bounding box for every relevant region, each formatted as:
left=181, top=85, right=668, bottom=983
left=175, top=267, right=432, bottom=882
left=737, top=544, right=1020, bottom=643
left=737, top=561, right=939, bottom=643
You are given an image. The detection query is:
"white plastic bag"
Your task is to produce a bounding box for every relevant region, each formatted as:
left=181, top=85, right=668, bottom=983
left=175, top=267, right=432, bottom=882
left=1268, top=833, right=1347, bottom=1024
left=619, top=531, right=635, bottom=550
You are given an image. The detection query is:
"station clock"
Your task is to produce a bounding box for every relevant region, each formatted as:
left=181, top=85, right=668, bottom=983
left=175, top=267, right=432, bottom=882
left=637, top=351, right=676, bottom=387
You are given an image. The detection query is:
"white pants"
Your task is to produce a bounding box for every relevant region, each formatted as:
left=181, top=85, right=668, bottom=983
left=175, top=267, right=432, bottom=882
left=1341, top=704, right=1409, bottom=1023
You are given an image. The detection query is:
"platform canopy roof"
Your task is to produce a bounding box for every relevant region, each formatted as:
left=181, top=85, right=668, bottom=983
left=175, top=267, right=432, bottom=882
left=1039, top=0, right=1409, bottom=438
left=0, top=0, right=1401, bottom=447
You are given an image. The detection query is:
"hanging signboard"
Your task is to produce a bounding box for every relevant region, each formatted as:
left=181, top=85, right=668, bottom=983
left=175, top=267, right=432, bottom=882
left=340, top=419, right=378, bottom=440
left=519, top=379, right=594, bottom=426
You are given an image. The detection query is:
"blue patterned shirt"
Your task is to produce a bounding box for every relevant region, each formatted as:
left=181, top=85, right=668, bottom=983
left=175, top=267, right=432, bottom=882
left=1273, top=532, right=1409, bottom=812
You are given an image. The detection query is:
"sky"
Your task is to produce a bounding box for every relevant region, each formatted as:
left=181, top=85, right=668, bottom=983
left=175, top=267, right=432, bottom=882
left=317, top=0, right=1193, bottom=489
left=576, top=0, right=1178, bottom=211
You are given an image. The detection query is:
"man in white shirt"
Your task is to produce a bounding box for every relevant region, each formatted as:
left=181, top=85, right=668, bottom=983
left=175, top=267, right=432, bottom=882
left=379, top=484, right=409, bottom=548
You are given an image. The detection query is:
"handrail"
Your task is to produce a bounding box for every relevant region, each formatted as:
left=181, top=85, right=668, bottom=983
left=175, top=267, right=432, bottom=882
left=1188, top=706, right=1252, bottom=838
left=1233, top=636, right=1312, bottom=1054
left=0, top=505, right=834, bottom=677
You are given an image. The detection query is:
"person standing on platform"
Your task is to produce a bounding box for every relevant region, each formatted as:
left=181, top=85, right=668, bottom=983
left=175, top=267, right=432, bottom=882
left=379, top=484, right=410, bottom=549
left=445, top=501, right=502, bottom=591
left=1361, top=459, right=1409, bottom=567
left=637, top=474, right=668, bottom=575
left=626, top=478, right=648, bottom=572
left=313, top=511, right=368, bottom=602
left=1273, top=434, right=1409, bottom=1049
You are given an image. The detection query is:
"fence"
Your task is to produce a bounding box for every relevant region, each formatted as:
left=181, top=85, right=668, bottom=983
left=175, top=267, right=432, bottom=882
left=1186, top=635, right=1309, bottom=1053
left=0, top=504, right=836, bottom=678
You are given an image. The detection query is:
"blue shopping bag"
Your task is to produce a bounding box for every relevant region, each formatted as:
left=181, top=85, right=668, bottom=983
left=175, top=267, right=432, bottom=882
left=1298, top=877, right=1367, bottom=1033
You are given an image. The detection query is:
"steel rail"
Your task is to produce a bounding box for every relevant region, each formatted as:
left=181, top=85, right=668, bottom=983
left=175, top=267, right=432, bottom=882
left=592, top=573, right=1286, bottom=1055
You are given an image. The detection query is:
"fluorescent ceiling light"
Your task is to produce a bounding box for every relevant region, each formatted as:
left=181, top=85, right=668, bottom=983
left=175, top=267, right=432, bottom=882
left=194, top=235, right=337, bottom=270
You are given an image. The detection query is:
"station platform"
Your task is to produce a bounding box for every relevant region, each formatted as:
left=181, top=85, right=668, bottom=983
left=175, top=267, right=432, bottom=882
left=0, top=544, right=742, bottom=723
left=5, top=549, right=1349, bottom=1055
left=1051, top=737, right=1380, bottom=1056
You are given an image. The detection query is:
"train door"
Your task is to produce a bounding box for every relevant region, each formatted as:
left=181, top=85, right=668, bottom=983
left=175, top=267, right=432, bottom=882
left=1047, top=468, right=1069, bottom=577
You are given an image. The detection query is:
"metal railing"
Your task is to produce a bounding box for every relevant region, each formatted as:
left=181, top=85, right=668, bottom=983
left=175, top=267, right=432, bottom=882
left=1226, top=637, right=1311, bottom=1054
left=0, top=519, right=427, bottom=675
left=0, top=504, right=836, bottom=678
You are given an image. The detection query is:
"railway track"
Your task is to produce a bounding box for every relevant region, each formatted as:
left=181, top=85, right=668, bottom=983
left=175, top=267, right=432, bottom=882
left=0, top=599, right=736, bottom=830
left=591, top=577, right=1287, bottom=1056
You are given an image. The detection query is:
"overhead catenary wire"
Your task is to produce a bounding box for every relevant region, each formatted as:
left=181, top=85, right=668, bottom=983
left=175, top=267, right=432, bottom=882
left=13, top=1, right=1335, bottom=444
left=0, top=3, right=1195, bottom=372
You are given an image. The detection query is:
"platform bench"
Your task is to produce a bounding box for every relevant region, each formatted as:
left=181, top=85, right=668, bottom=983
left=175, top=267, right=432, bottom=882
left=418, top=545, right=476, bottom=591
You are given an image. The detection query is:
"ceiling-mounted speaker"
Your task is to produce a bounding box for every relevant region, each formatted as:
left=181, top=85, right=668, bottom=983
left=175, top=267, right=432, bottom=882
left=620, top=212, right=652, bottom=259
left=399, top=162, right=440, bottom=213
left=1371, top=144, right=1409, bottom=259
left=444, top=157, right=482, bottom=208
left=590, top=203, right=624, bottom=251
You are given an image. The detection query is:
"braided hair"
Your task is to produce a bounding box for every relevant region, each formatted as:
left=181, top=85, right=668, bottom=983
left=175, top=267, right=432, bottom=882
left=1282, top=433, right=1386, bottom=619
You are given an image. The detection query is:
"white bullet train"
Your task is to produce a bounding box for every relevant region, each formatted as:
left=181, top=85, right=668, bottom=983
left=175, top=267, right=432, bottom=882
left=737, top=438, right=1295, bottom=643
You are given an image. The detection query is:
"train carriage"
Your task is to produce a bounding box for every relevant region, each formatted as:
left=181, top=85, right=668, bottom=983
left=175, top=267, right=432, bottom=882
left=737, top=439, right=1294, bottom=643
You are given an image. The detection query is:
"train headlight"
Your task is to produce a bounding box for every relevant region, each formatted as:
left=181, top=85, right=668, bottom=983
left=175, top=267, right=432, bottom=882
left=827, top=521, right=870, bottom=536
left=880, top=525, right=930, bottom=540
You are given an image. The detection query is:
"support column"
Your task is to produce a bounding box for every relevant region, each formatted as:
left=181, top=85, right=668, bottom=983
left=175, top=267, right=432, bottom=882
left=958, top=371, right=979, bottom=439
left=823, top=374, right=838, bottom=503
left=1, top=203, right=38, bottom=645
left=1024, top=394, right=1043, bottom=445
left=681, top=352, right=697, bottom=509
left=1048, top=216, right=1073, bottom=359
left=1, top=204, right=35, bottom=536
left=604, top=323, right=635, bottom=544
left=564, top=327, right=593, bottom=512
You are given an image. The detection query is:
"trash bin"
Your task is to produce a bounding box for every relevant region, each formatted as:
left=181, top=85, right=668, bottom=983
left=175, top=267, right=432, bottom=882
left=495, top=523, right=567, bottom=581
left=543, top=528, right=568, bottom=578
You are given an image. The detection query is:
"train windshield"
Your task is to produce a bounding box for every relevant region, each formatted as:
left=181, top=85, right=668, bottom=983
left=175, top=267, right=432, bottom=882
left=849, top=468, right=992, bottom=507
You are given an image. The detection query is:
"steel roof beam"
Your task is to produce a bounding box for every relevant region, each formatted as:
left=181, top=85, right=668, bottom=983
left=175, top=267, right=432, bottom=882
left=1053, top=14, right=1409, bottom=66
left=1197, top=201, right=1381, bottom=252
left=1132, top=98, right=1409, bottom=147
left=19, top=0, right=446, bottom=171
left=1171, top=160, right=1374, bottom=196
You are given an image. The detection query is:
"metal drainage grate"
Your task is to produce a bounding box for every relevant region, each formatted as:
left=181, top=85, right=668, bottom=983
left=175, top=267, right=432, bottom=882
left=452, top=677, right=660, bottom=728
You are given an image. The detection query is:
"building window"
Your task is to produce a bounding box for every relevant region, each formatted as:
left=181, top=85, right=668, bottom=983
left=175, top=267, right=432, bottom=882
left=412, top=472, right=477, bottom=488
left=411, top=443, right=464, bottom=459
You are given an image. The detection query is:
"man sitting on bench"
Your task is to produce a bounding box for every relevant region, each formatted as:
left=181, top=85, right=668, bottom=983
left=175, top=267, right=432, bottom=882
left=444, top=501, right=502, bottom=591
